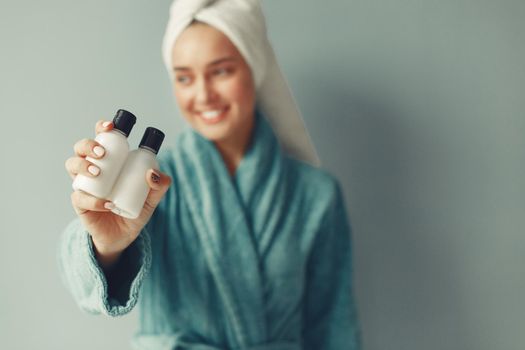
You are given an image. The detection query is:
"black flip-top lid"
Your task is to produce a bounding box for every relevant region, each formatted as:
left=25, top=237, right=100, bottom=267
left=112, top=109, right=137, bottom=137
left=139, top=127, right=165, bottom=154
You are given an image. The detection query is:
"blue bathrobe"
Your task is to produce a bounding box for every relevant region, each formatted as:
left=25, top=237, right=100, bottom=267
left=58, top=113, right=361, bottom=350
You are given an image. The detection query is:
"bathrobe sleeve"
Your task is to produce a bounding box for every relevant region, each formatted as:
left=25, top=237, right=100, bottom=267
left=302, top=184, right=361, bottom=349
left=57, top=218, right=151, bottom=316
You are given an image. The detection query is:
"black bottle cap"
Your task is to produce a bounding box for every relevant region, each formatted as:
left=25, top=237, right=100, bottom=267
left=139, top=127, right=165, bottom=154
left=112, top=109, right=137, bottom=137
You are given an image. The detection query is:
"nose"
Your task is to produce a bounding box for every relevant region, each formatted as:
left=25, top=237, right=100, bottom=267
left=195, top=77, right=217, bottom=105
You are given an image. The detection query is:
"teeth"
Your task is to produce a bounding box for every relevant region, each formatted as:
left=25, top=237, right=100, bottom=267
left=201, top=109, right=222, bottom=119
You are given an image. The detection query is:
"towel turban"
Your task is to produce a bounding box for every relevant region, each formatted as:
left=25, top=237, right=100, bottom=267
left=162, top=0, right=320, bottom=166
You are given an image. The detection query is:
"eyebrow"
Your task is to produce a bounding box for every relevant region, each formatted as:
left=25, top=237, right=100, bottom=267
left=173, top=57, right=237, bottom=71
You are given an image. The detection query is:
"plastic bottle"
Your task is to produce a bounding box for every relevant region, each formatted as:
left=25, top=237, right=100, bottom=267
left=109, top=127, right=165, bottom=219
left=72, top=109, right=137, bottom=199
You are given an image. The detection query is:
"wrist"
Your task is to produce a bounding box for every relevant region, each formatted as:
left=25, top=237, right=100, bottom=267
left=92, top=242, right=124, bottom=271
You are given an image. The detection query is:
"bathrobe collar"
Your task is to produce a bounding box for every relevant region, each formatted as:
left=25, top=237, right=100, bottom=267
left=174, top=112, right=286, bottom=347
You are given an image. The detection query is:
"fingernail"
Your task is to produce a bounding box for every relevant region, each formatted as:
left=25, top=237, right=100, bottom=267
left=151, top=172, right=160, bottom=183
left=102, top=121, right=112, bottom=128
left=104, top=202, right=115, bottom=210
left=88, top=165, right=100, bottom=176
left=93, top=146, right=105, bottom=157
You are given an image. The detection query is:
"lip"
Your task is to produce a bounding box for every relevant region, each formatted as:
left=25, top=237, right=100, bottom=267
left=196, top=106, right=229, bottom=125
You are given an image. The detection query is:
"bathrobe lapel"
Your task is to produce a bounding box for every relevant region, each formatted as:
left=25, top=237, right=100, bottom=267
left=173, top=113, right=284, bottom=348
left=232, top=115, right=288, bottom=259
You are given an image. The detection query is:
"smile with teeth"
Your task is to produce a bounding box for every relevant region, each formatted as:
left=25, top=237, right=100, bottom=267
left=198, top=107, right=228, bottom=122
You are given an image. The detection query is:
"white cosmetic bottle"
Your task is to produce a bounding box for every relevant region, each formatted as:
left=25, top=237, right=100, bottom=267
left=109, top=127, right=165, bottom=219
left=72, top=109, right=137, bottom=199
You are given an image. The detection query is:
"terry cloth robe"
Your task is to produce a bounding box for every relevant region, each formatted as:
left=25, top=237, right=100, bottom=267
left=58, top=113, right=361, bottom=350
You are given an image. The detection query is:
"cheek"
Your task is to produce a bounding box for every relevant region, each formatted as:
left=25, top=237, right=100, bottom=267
left=174, top=88, right=192, bottom=110
left=224, top=77, right=255, bottom=110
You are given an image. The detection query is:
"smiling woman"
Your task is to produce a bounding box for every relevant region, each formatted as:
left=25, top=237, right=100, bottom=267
left=58, top=0, right=361, bottom=349
left=171, top=21, right=257, bottom=175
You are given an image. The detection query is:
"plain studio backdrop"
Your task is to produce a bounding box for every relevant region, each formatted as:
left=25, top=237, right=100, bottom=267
left=0, top=0, right=524, bottom=349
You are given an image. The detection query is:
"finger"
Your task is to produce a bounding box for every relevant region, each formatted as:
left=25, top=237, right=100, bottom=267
left=144, top=169, right=172, bottom=210
left=73, top=138, right=105, bottom=159
left=71, top=191, right=112, bottom=215
left=65, top=157, right=101, bottom=179
left=95, top=119, right=113, bottom=135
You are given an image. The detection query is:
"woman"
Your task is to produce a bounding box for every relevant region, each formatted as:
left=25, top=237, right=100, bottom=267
left=59, top=0, right=360, bottom=349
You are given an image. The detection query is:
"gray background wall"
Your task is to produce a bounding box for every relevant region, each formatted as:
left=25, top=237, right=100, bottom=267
left=0, top=0, right=523, bottom=349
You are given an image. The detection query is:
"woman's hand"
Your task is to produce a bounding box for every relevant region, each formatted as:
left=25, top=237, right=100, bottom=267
left=65, top=120, right=171, bottom=268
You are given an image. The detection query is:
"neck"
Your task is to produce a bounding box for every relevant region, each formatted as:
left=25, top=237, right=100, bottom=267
left=214, top=115, right=256, bottom=176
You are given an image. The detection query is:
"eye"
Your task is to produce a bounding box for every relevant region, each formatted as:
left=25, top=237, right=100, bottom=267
left=213, top=67, right=231, bottom=76
left=176, top=75, right=192, bottom=84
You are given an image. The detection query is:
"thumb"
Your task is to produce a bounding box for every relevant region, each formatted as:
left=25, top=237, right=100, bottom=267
left=144, top=169, right=172, bottom=210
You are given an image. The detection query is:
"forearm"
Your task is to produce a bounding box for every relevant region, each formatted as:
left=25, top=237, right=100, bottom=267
left=57, top=218, right=151, bottom=316
left=57, top=219, right=110, bottom=314
left=93, top=244, right=123, bottom=272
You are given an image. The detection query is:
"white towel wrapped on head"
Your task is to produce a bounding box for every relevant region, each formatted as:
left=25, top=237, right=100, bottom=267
left=162, top=0, right=320, bottom=166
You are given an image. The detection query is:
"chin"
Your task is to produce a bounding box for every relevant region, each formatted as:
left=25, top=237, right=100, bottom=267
left=193, top=121, right=235, bottom=142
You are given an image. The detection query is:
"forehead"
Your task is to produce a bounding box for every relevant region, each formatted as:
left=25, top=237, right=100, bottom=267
left=171, top=23, right=243, bottom=66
